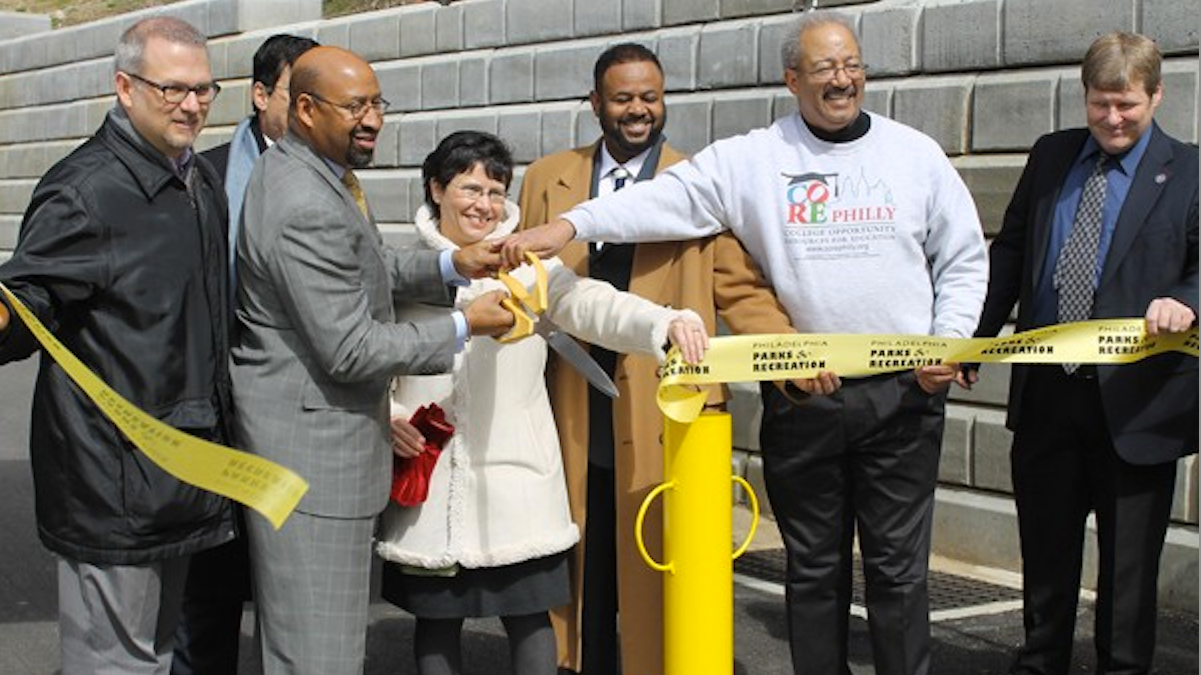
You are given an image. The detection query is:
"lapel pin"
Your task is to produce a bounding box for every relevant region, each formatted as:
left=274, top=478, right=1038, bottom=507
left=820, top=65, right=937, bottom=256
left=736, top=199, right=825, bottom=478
left=1155, top=173, right=1167, bottom=184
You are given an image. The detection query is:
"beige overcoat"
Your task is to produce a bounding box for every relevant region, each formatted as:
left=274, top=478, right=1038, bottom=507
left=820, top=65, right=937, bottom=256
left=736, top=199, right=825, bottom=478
left=518, top=140, right=792, bottom=675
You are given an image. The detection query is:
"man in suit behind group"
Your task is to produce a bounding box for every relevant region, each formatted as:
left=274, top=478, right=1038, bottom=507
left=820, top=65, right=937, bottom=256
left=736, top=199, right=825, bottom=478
left=172, top=32, right=318, bottom=675
left=968, top=31, right=1198, bottom=675
left=518, top=42, right=789, bottom=675
left=231, top=46, right=513, bottom=675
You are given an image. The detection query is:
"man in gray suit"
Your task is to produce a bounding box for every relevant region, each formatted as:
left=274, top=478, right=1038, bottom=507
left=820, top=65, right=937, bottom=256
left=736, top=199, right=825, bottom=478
left=232, top=46, right=513, bottom=675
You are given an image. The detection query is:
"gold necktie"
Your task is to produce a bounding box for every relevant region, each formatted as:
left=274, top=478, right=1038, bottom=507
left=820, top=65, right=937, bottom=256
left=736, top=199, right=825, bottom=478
left=341, top=169, right=369, bottom=219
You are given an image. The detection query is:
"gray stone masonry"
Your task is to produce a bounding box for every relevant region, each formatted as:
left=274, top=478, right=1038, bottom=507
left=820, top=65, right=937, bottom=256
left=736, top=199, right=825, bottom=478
left=0, top=11, right=50, bottom=42
left=0, top=0, right=1197, bottom=612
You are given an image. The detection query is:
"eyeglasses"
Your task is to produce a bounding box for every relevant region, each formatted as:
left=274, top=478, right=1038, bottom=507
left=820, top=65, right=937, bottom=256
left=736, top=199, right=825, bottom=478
left=125, top=72, right=221, bottom=104
left=307, top=92, right=390, bottom=120
left=451, top=183, right=507, bottom=206
left=804, top=61, right=867, bottom=82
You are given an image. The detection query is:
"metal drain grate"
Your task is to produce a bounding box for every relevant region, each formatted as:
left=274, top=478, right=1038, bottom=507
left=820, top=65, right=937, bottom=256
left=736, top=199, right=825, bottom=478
left=734, top=548, right=1022, bottom=614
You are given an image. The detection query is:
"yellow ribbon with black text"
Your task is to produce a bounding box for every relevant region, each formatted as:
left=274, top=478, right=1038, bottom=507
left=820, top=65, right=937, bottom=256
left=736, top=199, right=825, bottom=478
left=0, top=283, right=307, bottom=529
left=658, top=319, right=1199, bottom=423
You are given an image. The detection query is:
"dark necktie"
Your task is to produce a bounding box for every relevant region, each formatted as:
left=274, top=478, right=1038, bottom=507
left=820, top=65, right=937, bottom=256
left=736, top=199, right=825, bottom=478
left=612, top=166, right=630, bottom=191
left=1054, top=153, right=1109, bottom=372
left=342, top=169, right=369, bottom=219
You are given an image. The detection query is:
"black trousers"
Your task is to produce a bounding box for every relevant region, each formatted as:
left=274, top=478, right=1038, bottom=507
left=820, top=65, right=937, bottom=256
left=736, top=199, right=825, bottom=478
left=759, top=373, right=946, bottom=675
left=1009, top=367, right=1176, bottom=675
left=580, top=462, right=619, bottom=675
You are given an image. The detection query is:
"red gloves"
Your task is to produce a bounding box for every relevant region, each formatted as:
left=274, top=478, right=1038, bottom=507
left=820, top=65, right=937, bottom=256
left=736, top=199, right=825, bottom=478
left=390, top=403, right=455, bottom=506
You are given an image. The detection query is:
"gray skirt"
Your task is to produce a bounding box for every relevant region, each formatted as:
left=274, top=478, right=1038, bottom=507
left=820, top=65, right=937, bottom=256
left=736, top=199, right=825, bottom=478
left=380, top=551, right=571, bottom=619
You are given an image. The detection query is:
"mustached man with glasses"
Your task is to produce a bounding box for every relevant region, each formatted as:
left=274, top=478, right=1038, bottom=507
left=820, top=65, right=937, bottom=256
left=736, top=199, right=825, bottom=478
left=0, top=17, right=235, bottom=675
left=230, top=46, right=515, bottom=675
left=503, top=11, right=987, bottom=675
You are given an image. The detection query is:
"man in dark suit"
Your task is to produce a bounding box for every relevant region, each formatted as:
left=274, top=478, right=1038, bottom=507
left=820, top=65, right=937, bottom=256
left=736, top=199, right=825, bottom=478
left=967, top=31, right=1198, bottom=675
left=171, top=33, right=317, bottom=675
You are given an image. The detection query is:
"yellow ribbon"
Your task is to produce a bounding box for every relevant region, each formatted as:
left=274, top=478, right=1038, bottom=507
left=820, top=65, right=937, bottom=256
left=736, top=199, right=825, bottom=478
left=1, top=283, right=307, bottom=529
left=658, top=319, right=1199, bottom=423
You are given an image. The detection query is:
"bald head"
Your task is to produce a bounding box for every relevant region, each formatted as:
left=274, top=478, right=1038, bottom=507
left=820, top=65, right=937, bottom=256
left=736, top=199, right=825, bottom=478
left=289, top=46, right=384, bottom=168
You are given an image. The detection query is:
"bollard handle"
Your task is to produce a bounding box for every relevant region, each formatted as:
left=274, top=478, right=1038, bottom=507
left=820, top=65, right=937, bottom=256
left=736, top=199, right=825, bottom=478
left=731, top=476, right=760, bottom=561
left=635, top=480, right=676, bottom=574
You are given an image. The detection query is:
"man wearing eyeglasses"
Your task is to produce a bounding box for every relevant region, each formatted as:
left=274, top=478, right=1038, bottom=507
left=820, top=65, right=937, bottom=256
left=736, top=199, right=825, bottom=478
left=0, top=16, right=235, bottom=675
left=169, top=33, right=319, bottom=675
left=503, top=11, right=987, bottom=675
left=230, top=46, right=514, bottom=675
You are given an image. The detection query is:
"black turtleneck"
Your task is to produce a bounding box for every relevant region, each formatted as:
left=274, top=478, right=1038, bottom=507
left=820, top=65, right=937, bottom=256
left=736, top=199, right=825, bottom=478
left=804, top=110, right=871, bottom=143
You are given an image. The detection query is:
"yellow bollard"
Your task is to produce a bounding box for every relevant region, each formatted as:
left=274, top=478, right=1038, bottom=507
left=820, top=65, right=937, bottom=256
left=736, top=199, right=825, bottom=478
left=635, top=411, right=760, bottom=675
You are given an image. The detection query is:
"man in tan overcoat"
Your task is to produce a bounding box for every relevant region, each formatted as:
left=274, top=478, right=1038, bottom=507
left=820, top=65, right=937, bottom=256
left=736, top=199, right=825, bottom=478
left=518, top=43, right=791, bottom=675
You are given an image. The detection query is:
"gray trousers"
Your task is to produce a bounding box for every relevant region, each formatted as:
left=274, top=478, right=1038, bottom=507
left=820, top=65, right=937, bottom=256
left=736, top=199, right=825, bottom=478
left=247, top=510, right=375, bottom=675
left=58, top=556, right=191, bottom=675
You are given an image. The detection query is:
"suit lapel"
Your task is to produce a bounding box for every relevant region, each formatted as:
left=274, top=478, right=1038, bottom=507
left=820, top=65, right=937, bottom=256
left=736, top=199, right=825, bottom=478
left=1031, top=131, right=1089, bottom=292
left=1098, top=125, right=1173, bottom=290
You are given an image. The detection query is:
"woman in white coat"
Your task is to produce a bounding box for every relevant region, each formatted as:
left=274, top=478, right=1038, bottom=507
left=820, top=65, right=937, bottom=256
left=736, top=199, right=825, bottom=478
left=375, top=131, right=708, bottom=675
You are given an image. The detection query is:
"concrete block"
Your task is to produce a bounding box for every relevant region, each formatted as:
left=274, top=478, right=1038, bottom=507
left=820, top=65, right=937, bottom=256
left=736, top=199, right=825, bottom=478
left=698, top=21, right=759, bottom=90
left=860, top=4, right=920, bottom=77
left=759, top=16, right=798, bottom=85
left=0, top=11, right=50, bottom=42
left=535, top=40, right=605, bottom=102
left=622, top=0, right=662, bottom=31
left=720, top=0, right=795, bottom=19
left=44, top=141, right=77, bottom=173
left=1002, top=0, right=1136, bottom=67
left=436, top=112, right=499, bottom=140
left=399, top=3, right=438, bottom=57
left=574, top=111, right=602, bottom=148
left=946, top=349, right=1015, bottom=404
left=206, top=38, right=231, bottom=82
left=540, top=104, right=582, bottom=156
left=771, top=90, right=797, bottom=122
left=1157, top=62, right=1198, bottom=144
left=315, top=20, right=350, bottom=50
left=498, top=107, right=542, bottom=164
left=728, top=381, right=762, bottom=452
left=208, top=80, right=249, bottom=127
left=921, top=0, right=1001, bottom=73
left=1170, top=455, right=1197, bottom=524
left=374, top=117, right=400, bottom=168
left=377, top=62, right=422, bottom=113
left=891, top=75, right=973, bottom=155
left=664, top=95, right=713, bottom=155
left=939, top=407, right=972, bottom=487
left=972, top=71, right=1058, bottom=152
left=379, top=222, right=420, bottom=249
left=195, top=127, right=230, bottom=153
left=575, top=0, right=624, bottom=37
left=732, top=450, right=749, bottom=505
left=87, top=99, right=114, bottom=134
left=658, top=25, right=702, bottom=91
left=458, top=55, right=489, bottom=109
left=232, top=0, right=321, bottom=34
left=489, top=51, right=535, bottom=105
left=1158, top=526, right=1199, bottom=612
left=861, top=83, right=891, bottom=118
left=712, top=92, right=772, bottom=141
left=506, top=0, right=574, bottom=46
left=435, top=2, right=464, bottom=53
left=510, top=168, right=525, bottom=205
left=972, top=409, right=1013, bottom=494
left=49, top=100, right=90, bottom=142
left=205, top=0, right=238, bottom=37
left=1056, top=70, right=1087, bottom=131
left=361, top=169, right=412, bottom=224
left=348, top=11, right=401, bottom=62
left=398, top=115, right=438, bottom=166
left=663, top=0, right=720, bottom=26
left=0, top=180, right=36, bottom=218
left=0, top=215, right=21, bottom=249
left=1142, top=0, right=1201, bottom=55
left=463, top=0, right=506, bottom=50
left=932, top=487, right=1021, bottom=573
left=421, top=57, right=460, bottom=111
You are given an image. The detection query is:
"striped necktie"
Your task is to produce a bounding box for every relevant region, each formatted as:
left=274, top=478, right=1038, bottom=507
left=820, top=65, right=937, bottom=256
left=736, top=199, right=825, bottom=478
left=342, top=169, right=369, bottom=219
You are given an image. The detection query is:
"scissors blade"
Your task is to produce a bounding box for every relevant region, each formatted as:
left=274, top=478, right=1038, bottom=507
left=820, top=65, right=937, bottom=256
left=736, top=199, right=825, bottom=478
left=537, top=320, right=620, bottom=399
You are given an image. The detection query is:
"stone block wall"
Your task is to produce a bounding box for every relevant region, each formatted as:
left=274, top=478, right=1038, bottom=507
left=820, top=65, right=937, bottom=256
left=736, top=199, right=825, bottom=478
left=0, top=0, right=1197, bottom=610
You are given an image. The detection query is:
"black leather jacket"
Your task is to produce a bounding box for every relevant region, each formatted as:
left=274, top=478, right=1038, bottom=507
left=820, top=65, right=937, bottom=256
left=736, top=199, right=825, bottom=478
left=0, top=109, right=235, bottom=564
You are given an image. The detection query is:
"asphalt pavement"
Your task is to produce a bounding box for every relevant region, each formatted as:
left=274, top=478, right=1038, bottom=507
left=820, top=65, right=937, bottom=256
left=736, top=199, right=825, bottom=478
left=0, top=355, right=1196, bottom=674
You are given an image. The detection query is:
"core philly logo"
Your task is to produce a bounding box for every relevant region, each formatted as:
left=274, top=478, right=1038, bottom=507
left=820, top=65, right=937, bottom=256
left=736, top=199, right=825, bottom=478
left=781, top=168, right=898, bottom=226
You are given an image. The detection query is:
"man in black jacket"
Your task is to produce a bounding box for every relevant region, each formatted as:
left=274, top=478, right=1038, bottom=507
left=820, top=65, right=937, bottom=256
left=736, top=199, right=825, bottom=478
left=171, top=33, right=317, bottom=675
left=968, top=31, right=1197, bottom=675
left=0, top=16, right=234, bottom=675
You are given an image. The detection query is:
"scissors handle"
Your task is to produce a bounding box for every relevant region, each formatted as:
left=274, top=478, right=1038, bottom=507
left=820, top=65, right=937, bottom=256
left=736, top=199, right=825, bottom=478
left=494, top=251, right=549, bottom=343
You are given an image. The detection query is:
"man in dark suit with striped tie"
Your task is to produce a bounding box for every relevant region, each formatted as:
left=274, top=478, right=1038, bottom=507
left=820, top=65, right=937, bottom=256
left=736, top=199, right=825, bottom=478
left=967, top=31, right=1198, bottom=675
